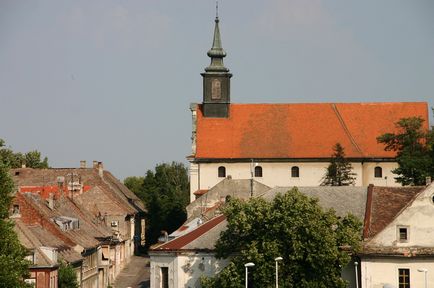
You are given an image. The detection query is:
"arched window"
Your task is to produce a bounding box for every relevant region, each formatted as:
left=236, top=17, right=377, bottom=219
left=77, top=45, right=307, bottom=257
left=218, top=166, right=226, bottom=178
left=254, top=166, right=263, bottom=177
left=291, top=166, right=299, bottom=178
left=374, top=166, right=382, bottom=178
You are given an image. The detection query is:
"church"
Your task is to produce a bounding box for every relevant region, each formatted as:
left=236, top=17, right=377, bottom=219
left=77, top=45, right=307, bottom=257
left=187, top=15, right=429, bottom=202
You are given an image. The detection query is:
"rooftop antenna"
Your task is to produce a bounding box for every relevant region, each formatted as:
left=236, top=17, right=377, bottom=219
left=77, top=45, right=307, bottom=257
left=216, top=0, right=219, bottom=19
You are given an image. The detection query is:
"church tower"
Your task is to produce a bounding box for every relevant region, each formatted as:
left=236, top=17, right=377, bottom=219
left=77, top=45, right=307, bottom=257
left=201, top=14, right=232, bottom=118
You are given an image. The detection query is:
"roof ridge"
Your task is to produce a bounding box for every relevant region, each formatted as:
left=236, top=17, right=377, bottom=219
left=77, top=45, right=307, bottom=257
left=331, top=103, right=364, bottom=156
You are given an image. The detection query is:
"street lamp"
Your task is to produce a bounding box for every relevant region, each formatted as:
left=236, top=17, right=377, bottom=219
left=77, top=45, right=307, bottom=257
left=354, top=261, right=359, bottom=288
left=275, top=257, right=283, bottom=288
left=417, top=268, right=428, bottom=288
left=244, top=262, right=255, bottom=288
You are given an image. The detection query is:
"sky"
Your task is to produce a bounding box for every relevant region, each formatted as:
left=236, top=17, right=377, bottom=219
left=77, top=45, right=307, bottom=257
left=1, top=0, right=433, bottom=180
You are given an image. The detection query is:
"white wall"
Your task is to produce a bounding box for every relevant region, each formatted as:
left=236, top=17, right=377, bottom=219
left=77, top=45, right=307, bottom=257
left=190, top=161, right=400, bottom=201
left=150, top=252, right=229, bottom=288
left=361, top=258, right=433, bottom=288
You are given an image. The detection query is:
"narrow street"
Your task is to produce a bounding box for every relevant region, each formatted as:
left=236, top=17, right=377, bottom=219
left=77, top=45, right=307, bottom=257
left=113, top=255, right=150, bottom=288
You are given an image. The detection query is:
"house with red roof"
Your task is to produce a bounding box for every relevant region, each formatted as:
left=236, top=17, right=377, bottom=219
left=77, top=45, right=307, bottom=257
left=360, top=184, right=434, bottom=287
left=149, top=214, right=229, bottom=288
left=187, top=14, right=429, bottom=202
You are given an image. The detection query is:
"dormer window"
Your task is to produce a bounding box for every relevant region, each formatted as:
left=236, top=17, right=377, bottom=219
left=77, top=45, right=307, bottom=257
left=397, top=226, right=409, bottom=242
left=11, top=204, right=21, bottom=218
left=374, top=166, right=382, bottom=178
left=218, top=166, right=226, bottom=178
left=254, top=166, right=263, bottom=177
left=13, top=205, right=20, bottom=215
left=291, top=166, right=299, bottom=178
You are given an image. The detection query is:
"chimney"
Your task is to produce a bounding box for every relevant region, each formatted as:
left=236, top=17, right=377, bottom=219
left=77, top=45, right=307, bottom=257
left=426, top=176, right=432, bottom=186
left=57, top=176, right=65, bottom=199
left=92, top=161, right=98, bottom=168
left=97, top=162, right=104, bottom=178
left=80, top=160, right=86, bottom=168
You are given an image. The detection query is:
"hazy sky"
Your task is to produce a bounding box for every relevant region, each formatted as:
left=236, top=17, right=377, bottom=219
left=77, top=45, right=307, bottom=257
left=1, top=0, right=433, bottom=179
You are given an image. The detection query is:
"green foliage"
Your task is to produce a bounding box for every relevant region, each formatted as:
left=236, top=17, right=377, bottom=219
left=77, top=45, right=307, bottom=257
left=0, top=139, right=49, bottom=169
left=0, top=163, right=31, bottom=287
left=321, top=143, right=356, bottom=186
left=201, top=188, right=362, bottom=288
left=138, top=162, right=190, bottom=246
left=124, top=176, right=145, bottom=199
left=377, top=117, right=433, bottom=185
left=58, top=262, right=79, bottom=288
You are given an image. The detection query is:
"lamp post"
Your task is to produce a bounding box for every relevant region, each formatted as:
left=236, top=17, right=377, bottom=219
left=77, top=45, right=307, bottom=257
left=245, top=262, right=255, bottom=288
left=417, top=268, right=428, bottom=288
left=275, top=257, right=283, bottom=288
left=354, top=261, right=359, bottom=288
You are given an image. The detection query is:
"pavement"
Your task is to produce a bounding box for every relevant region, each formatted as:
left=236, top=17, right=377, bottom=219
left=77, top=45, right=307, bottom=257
left=112, top=255, right=150, bottom=288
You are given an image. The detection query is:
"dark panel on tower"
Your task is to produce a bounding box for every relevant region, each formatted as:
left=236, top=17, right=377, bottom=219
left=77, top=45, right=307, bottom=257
left=201, top=16, right=232, bottom=118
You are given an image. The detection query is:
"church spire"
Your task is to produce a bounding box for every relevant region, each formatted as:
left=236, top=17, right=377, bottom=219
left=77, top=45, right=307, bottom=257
left=201, top=8, right=232, bottom=118
left=205, top=14, right=229, bottom=72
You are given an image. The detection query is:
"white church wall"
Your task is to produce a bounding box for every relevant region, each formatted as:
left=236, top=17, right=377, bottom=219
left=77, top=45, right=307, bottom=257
left=190, top=161, right=400, bottom=201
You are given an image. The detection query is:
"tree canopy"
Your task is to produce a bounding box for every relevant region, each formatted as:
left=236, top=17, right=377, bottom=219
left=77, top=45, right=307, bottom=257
left=136, top=162, right=190, bottom=246
left=0, top=163, right=31, bottom=287
left=58, top=262, right=79, bottom=288
left=321, top=143, right=356, bottom=186
left=377, top=116, right=433, bottom=185
left=0, top=139, right=49, bottom=169
left=201, top=188, right=362, bottom=288
left=124, top=176, right=145, bottom=199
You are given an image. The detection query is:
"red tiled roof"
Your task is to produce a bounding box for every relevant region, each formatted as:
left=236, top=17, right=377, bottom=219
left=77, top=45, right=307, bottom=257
left=153, top=215, right=226, bottom=251
left=195, top=102, right=429, bottom=159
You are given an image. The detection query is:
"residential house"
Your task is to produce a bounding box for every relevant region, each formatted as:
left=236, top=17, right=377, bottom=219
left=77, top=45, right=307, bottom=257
left=149, top=215, right=229, bottom=288
left=361, top=185, right=432, bottom=288
left=188, top=15, right=429, bottom=202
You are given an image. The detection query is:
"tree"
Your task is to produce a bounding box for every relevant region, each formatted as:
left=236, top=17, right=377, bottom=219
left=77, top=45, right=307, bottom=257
left=138, top=162, right=190, bottom=246
left=124, top=176, right=145, bottom=199
left=0, top=163, right=31, bottom=287
left=0, top=139, right=49, bottom=169
left=321, top=143, right=356, bottom=186
left=377, top=117, right=433, bottom=185
left=201, top=188, right=362, bottom=288
left=58, top=262, right=79, bottom=288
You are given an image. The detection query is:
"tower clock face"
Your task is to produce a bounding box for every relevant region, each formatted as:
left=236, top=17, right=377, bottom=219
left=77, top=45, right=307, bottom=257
left=211, top=78, right=222, bottom=99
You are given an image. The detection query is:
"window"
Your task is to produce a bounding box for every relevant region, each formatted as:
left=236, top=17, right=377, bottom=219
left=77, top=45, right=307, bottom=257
left=291, top=166, right=299, bottom=178
left=254, top=166, right=263, bottom=177
left=218, top=166, right=226, bottom=178
left=398, top=268, right=410, bottom=288
left=397, top=226, right=408, bottom=242
left=374, top=166, right=382, bottom=178
left=211, top=79, right=222, bottom=99
left=12, top=205, right=20, bottom=215
left=161, top=267, right=169, bottom=288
